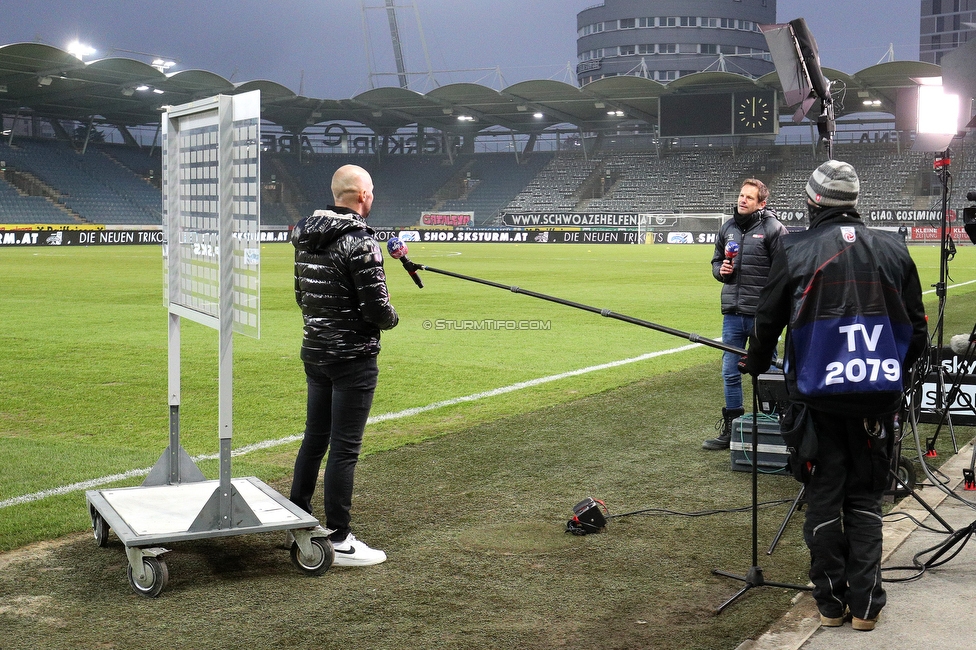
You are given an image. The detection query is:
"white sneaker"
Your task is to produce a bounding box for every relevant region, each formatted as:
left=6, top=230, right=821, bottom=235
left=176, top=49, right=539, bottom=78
left=331, top=533, right=387, bottom=566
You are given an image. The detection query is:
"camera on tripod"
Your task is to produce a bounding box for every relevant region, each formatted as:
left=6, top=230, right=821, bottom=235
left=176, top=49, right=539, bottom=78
left=964, top=190, right=976, bottom=245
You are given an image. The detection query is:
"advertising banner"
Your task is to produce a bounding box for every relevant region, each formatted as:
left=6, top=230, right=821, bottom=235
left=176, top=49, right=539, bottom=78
left=0, top=228, right=292, bottom=247
left=373, top=229, right=645, bottom=245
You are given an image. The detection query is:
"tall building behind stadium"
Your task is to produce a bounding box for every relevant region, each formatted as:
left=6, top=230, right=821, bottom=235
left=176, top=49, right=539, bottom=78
left=919, top=0, right=976, bottom=64
left=576, top=0, right=777, bottom=85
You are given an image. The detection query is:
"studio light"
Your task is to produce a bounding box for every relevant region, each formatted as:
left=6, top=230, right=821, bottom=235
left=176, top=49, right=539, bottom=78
left=912, top=77, right=961, bottom=151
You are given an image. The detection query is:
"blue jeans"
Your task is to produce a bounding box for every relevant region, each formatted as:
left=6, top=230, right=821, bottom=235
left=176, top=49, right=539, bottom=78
left=722, top=314, right=754, bottom=410
left=290, top=357, right=378, bottom=542
left=722, top=313, right=777, bottom=410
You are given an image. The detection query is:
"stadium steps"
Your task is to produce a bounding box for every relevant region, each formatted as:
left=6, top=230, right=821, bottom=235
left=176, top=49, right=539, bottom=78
left=0, top=168, right=88, bottom=224
left=431, top=160, right=478, bottom=209
left=0, top=196, right=86, bottom=225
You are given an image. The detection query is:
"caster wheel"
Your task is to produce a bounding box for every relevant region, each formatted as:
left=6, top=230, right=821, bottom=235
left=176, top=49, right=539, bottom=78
left=127, top=557, right=169, bottom=598
left=91, top=509, right=109, bottom=548
left=893, top=456, right=916, bottom=498
left=290, top=537, right=334, bottom=576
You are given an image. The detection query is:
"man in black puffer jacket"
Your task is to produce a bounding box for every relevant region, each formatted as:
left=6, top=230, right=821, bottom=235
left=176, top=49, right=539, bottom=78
left=703, top=178, right=788, bottom=450
left=742, top=160, right=927, bottom=632
left=289, top=164, right=398, bottom=567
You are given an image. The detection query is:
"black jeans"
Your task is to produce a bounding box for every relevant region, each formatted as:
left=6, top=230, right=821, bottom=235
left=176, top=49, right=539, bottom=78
left=803, top=410, right=893, bottom=621
left=290, top=357, right=378, bottom=542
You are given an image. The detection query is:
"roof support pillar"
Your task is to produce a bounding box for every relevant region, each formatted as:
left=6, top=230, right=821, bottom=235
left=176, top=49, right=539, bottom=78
left=510, top=131, right=521, bottom=165
left=116, top=125, right=139, bottom=147
left=48, top=119, right=71, bottom=141
left=80, top=117, right=95, bottom=155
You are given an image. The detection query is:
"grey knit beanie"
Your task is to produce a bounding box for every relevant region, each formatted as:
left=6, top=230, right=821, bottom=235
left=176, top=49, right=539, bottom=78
left=806, top=160, right=859, bottom=208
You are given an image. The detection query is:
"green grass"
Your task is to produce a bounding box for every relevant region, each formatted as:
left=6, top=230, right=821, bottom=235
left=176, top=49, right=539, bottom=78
left=0, top=242, right=974, bottom=649
left=1, top=244, right=724, bottom=511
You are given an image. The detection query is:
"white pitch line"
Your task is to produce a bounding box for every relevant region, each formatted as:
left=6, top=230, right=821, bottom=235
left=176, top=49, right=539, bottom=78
left=0, top=342, right=703, bottom=510
left=923, top=278, right=976, bottom=295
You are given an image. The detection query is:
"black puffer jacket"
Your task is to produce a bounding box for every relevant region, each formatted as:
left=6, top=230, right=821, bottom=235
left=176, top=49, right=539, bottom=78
left=293, top=206, right=398, bottom=363
left=712, top=207, right=788, bottom=316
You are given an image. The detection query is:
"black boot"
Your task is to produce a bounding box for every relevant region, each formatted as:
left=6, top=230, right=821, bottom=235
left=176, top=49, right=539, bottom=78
left=702, top=407, right=745, bottom=450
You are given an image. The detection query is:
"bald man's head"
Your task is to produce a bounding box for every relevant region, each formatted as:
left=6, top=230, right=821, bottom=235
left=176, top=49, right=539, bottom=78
left=332, top=164, right=374, bottom=217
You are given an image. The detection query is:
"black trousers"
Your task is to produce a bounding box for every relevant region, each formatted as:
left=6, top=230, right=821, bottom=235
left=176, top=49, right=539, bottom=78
left=803, top=410, right=893, bottom=621
left=289, top=357, right=378, bottom=542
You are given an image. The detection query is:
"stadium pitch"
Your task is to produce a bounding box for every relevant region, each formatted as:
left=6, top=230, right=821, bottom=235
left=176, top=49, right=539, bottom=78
left=0, top=242, right=973, bottom=649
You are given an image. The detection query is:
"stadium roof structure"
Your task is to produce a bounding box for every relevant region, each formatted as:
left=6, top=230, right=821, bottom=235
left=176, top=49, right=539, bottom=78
left=0, top=42, right=947, bottom=136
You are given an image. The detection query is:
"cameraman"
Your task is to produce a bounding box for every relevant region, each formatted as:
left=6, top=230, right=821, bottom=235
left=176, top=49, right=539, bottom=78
left=742, top=160, right=928, bottom=631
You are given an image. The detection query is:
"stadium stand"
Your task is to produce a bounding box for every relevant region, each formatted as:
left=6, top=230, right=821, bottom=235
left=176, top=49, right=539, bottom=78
left=0, top=139, right=160, bottom=225
left=0, top=173, right=77, bottom=224
left=2, top=137, right=972, bottom=228
left=435, top=153, right=553, bottom=224
left=503, top=143, right=951, bottom=217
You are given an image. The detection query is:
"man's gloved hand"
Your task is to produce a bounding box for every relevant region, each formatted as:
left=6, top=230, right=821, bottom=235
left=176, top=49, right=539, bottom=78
left=737, top=353, right=767, bottom=376
left=737, top=354, right=750, bottom=375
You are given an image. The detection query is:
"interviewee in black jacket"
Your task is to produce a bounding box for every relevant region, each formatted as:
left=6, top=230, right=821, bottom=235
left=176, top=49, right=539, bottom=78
left=289, top=164, right=398, bottom=567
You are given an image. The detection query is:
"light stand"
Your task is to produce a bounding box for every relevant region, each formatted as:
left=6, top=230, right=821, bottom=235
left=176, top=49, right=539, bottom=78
left=921, top=149, right=961, bottom=456
left=908, top=77, right=963, bottom=456
left=712, top=378, right=811, bottom=613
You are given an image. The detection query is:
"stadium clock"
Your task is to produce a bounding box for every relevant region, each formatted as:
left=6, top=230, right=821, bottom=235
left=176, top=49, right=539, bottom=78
left=733, top=92, right=776, bottom=134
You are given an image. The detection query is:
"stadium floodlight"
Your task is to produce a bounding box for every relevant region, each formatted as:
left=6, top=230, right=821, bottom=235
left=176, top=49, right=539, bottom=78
left=151, top=58, right=176, bottom=72
left=67, top=41, right=95, bottom=60
left=912, top=77, right=960, bottom=152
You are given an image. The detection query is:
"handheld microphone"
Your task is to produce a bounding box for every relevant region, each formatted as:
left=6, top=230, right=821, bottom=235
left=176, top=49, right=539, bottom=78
left=950, top=333, right=975, bottom=356
left=725, top=240, right=739, bottom=261
left=387, top=237, right=424, bottom=289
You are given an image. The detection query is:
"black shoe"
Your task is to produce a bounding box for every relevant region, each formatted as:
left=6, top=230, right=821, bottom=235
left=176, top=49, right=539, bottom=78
left=702, top=407, right=744, bottom=450
left=702, top=432, right=731, bottom=450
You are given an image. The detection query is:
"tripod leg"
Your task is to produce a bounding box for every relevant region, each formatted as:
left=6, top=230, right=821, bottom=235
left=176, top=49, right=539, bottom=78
left=889, top=468, right=954, bottom=533
left=767, top=485, right=805, bottom=555
left=713, top=581, right=753, bottom=614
